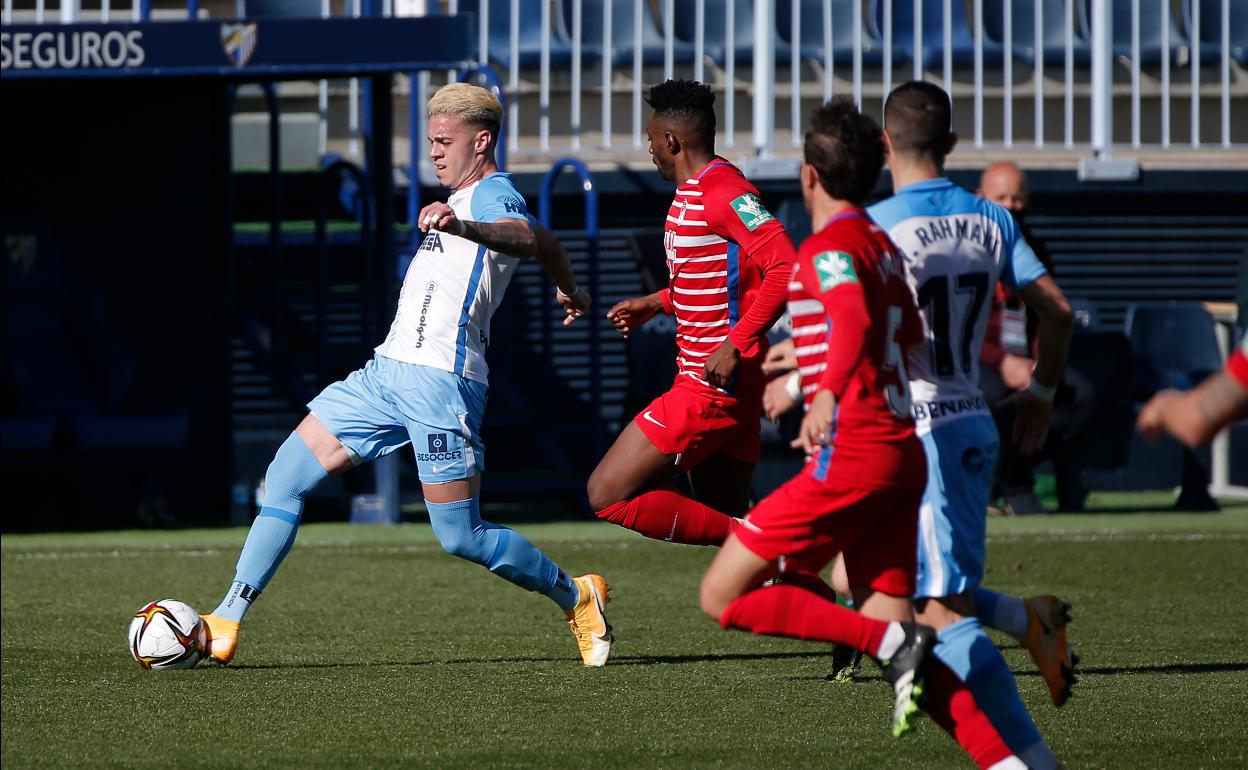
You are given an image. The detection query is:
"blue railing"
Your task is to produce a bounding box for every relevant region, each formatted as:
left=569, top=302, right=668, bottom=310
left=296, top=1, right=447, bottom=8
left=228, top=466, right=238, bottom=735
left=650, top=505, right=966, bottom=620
left=539, top=157, right=603, bottom=458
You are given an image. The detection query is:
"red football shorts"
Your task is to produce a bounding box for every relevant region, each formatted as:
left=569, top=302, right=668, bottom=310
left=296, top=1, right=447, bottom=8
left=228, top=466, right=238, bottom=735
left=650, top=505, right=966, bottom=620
left=633, top=376, right=761, bottom=471
left=735, top=458, right=925, bottom=597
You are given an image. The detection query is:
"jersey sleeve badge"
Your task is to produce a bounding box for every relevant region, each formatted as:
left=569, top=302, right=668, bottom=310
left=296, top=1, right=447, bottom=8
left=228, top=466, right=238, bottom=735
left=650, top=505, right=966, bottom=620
left=730, top=193, right=775, bottom=231
left=813, top=250, right=859, bottom=291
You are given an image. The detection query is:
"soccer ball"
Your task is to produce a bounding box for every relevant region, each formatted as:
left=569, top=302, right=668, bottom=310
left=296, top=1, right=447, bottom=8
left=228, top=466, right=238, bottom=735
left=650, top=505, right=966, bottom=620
left=128, top=599, right=206, bottom=670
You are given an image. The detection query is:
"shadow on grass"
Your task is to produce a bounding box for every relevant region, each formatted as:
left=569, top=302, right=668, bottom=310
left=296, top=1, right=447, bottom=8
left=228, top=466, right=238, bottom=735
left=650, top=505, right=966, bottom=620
left=1014, top=661, right=1248, bottom=677
left=230, top=650, right=827, bottom=671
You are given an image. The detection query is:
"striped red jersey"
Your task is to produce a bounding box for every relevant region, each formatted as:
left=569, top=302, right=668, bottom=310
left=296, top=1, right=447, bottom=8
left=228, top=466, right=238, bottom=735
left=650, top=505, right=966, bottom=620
left=659, top=158, right=795, bottom=397
left=787, top=268, right=830, bottom=409
left=793, top=210, right=924, bottom=484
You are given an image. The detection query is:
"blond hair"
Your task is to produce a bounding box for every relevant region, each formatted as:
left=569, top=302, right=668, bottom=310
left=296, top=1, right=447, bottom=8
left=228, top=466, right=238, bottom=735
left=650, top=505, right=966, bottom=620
left=428, top=83, right=503, bottom=138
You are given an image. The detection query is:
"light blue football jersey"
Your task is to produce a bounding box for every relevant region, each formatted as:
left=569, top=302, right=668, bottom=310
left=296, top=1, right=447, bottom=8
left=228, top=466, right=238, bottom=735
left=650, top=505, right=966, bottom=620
left=375, top=172, right=532, bottom=384
left=868, top=178, right=1046, bottom=433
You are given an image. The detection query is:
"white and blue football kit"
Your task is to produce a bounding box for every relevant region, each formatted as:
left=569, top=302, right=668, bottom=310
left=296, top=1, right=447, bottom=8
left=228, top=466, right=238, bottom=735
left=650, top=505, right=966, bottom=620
left=870, top=177, right=1057, bottom=768
left=869, top=178, right=1045, bottom=598
left=310, top=172, right=529, bottom=484
left=213, top=171, right=586, bottom=636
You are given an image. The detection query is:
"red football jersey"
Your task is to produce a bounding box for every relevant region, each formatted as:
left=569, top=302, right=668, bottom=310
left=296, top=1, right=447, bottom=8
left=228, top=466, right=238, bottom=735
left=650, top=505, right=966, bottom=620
left=794, top=210, right=924, bottom=485
left=659, top=158, right=795, bottom=397
left=787, top=269, right=830, bottom=408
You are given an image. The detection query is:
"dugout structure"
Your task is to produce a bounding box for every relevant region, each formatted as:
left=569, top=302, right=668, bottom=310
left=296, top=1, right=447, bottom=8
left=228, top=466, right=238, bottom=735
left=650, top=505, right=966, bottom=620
left=1, top=15, right=473, bottom=526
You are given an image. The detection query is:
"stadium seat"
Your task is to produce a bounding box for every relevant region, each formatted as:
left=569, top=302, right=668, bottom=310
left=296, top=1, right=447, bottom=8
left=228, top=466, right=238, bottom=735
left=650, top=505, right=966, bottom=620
left=672, top=0, right=793, bottom=67
left=487, top=0, right=575, bottom=69
left=561, top=0, right=693, bottom=66
left=776, top=0, right=883, bottom=66
left=983, top=0, right=1091, bottom=66
left=870, top=0, right=1003, bottom=68
left=1184, top=0, right=1248, bottom=65
left=1079, top=0, right=1187, bottom=66
left=1124, top=302, right=1223, bottom=401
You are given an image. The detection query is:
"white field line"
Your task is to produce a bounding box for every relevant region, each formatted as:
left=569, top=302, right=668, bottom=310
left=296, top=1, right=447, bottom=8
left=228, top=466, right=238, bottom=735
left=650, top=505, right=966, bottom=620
left=1, top=530, right=1244, bottom=561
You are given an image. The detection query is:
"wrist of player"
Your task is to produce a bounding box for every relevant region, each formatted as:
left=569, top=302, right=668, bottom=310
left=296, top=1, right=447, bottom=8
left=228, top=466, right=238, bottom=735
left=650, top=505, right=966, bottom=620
left=785, top=371, right=802, bottom=401
left=1026, top=379, right=1056, bottom=401
left=556, top=283, right=579, bottom=298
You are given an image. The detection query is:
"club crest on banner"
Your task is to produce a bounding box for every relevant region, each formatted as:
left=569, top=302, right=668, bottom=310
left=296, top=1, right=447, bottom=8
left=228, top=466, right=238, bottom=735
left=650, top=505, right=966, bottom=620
left=220, top=23, right=258, bottom=68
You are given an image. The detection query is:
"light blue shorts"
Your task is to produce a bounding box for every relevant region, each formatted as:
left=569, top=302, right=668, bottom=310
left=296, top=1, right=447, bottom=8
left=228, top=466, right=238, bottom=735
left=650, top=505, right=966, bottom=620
left=915, top=414, right=999, bottom=599
left=307, top=356, right=486, bottom=484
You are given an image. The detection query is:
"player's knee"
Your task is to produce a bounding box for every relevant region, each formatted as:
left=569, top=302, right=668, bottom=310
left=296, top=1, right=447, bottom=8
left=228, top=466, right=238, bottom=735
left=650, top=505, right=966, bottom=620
left=698, top=578, right=730, bottom=622
left=586, top=472, right=622, bottom=515
left=431, top=520, right=489, bottom=564
left=261, top=433, right=331, bottom=514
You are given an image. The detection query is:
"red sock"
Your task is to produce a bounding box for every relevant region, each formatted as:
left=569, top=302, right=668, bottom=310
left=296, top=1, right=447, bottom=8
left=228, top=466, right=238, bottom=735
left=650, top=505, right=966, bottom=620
left=923, top=658, right=1017, bottom=770
left=595, top=487, right=735, bottom=545
left=718, top=583, right=890, bottom=656
left=771, top=569, right=840, bottom=604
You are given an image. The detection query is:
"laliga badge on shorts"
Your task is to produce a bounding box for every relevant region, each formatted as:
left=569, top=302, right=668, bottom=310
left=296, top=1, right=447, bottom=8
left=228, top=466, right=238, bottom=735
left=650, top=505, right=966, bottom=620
left=221, top=23, right=259, bottom=68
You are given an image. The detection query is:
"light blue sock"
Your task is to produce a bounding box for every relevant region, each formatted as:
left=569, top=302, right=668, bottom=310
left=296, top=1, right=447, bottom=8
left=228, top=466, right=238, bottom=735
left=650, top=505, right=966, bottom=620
left=426, top=497, right=580, bottom=612
left=213, top=433, right=329, bottom=622
left=974, top=588, right=1029, bottom=641
left=934, top=617, right=1059, bottom=770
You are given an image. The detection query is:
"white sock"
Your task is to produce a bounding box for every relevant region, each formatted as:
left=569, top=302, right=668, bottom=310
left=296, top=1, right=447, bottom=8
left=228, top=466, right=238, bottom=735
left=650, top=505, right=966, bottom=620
left=876, top=622, right=907, bottom=661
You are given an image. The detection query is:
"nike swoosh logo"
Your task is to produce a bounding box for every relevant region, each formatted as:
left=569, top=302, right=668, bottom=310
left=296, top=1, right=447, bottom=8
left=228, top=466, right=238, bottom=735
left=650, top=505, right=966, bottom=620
left=431, top=463, right=456, bottom=474
left=642, top=410, right=667, bottom=429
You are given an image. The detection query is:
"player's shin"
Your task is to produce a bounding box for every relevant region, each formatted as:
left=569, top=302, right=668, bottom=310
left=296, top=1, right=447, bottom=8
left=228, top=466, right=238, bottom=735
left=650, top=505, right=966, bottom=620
left=923, top=658, right=1024, bottom=770
left=427, top=497, right=579, bottom=611
left=595, top=486, right=736, bottom=545
left=718, top=583, right=896, bottom=657
left=973, top=588, right=1029, bottom=641
left=934, top=618, right=1061, bottom=770
left=211, top=433, right=329, bottom=624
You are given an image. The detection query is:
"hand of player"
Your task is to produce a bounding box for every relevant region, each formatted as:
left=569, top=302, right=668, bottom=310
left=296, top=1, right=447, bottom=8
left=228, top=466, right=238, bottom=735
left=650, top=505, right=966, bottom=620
left=704, top=338, right=740, bottom=389
left=1000, top=354, right=1035, bottom=391
left=762, top=338, right=797, bottom=375
left=763, top=374, right=799, bottom=422
left=417, top=202, right=465, bottom=236
left=1136, top=389, right=1182, bottom=440
left=606, top=296, right=661, bottom=338
left=556, top=287, right=592, bottom=326
left=1000, top=390, right=1054, bottom=456
left=793, top=389, right=837, bottom=454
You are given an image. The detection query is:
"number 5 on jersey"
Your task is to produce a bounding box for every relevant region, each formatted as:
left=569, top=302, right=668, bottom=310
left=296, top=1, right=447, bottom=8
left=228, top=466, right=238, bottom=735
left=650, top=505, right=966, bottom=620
left=883, top=305, right=913, bottom=419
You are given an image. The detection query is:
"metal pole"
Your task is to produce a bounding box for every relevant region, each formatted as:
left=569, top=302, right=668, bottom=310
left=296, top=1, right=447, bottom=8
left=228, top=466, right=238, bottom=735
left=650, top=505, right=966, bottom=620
left=632, top=1, right=643, bottom=148
left=1191, top=0, right=1201, bottom=147
left=753, top=0, right=775, bottom=156
left=571, top=0, right=582, bottom=150
left=725, top=0, right=735, bottom=146
left=1034, top=0, right=1044, bottom=147
left=1090, top=0, right=1112, bottom=156
left=602, top=0, right=612, bottom=149
left=1161, top=0, right=1170, bottom=147
left=1221, top=0, right=1230, bottom=148
left=790, top=0, right=800, bottom=148
left=1131, top=0, right=1140, bottom=148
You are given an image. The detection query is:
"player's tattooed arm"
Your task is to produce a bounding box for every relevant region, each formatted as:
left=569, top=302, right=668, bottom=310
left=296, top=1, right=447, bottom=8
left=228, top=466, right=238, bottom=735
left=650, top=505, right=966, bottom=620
left=417, top=201, right=537, bottom=258
left=1138, top=371, right=1248, bottom=447
left=529, top=221, right=591, bottom=325
left=459, top=219, right=538, bottom=259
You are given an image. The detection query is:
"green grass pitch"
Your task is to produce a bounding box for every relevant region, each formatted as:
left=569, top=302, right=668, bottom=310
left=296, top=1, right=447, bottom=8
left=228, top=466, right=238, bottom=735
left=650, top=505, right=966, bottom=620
left=3, top=498, right=1246, bottom=769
